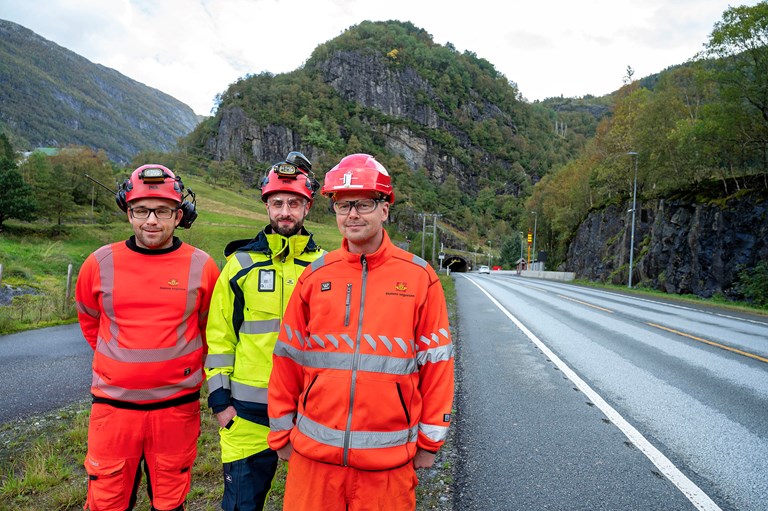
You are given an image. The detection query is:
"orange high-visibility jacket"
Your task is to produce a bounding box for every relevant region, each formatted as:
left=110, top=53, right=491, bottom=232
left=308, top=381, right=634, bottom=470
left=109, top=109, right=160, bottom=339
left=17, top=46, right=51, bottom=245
left=76, top=237, right=219, bottom=406
left=268, top=230, right=454, bottom=470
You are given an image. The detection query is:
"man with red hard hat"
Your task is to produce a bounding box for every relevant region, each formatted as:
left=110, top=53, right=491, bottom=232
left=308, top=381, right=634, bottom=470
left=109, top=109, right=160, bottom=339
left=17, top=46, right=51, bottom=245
left=76, top=164, right=219, bottom=511
left=205, top=151, right=324, bottom=510
left=268, top=153, right=454, bottom=510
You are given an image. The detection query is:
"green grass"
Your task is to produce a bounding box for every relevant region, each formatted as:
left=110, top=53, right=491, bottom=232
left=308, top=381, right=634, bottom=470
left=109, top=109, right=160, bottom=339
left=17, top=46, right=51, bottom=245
left=571, top=279, right=768, bottom=316
left=0, top=175, right=343, bottom=334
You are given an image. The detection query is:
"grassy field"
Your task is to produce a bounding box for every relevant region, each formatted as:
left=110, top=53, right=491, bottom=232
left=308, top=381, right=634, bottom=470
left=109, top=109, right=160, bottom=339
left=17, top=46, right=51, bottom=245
left=0, top=175, right=343, bottom=335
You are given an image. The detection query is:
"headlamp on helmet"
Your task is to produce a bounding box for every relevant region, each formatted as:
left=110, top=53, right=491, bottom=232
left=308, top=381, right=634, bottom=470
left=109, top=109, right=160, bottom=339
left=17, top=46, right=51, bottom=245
left=260, top=151, right=318, bottom=202
left=137, top=167, right=170, bottom=183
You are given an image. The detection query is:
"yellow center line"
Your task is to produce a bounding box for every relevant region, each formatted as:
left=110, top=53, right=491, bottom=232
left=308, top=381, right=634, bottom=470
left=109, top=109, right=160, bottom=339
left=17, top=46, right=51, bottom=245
left=648, top=322, right=768, bottom=364
left=557, top=294, right=614, bottom=313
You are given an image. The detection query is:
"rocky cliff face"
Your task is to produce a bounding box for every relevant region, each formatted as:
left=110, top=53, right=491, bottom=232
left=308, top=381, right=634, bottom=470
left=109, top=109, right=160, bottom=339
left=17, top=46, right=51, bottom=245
left=204, top=107, right=319, bottom=170
left=207, top=49, right=522, bottom=195
left=566, top=193, right=768, bottom=298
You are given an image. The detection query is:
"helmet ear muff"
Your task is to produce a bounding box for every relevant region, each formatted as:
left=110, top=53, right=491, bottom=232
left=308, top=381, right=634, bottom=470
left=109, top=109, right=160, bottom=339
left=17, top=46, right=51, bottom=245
left=117, top=174, right=197, bottom=228
left=306, top=175, right=319, bottom=197
left=176, top=177, right=197, bottom=229
left=115, top=178, right=131, bottom=212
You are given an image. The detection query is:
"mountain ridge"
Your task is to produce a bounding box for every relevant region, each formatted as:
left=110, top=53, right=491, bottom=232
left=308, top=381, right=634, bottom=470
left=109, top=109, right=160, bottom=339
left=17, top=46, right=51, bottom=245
left=0, top=18, right=200, bottom=163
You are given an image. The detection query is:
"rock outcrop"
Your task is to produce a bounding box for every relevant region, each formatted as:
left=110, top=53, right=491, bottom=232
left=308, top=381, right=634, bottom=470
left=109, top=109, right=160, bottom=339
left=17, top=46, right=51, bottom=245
left=566, top=192, right=768, bottom=298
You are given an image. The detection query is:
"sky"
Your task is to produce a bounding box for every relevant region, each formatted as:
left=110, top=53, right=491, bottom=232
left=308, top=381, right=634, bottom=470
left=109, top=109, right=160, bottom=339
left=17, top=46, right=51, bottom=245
left=0, top=0, right=760, bottom=116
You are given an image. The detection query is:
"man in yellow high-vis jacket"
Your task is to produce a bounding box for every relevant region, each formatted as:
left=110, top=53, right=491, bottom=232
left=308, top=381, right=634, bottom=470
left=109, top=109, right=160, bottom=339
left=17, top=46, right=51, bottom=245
left=205, top=152, right=324, bottom=511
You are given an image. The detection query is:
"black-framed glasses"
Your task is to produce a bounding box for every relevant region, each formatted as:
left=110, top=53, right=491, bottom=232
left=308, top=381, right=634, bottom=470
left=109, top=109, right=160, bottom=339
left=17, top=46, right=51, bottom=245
left=266, top=198, right=307, bottom=210
left=129, top=207, right=178, bottom=219
left=332, top=199, right=384, bottom=215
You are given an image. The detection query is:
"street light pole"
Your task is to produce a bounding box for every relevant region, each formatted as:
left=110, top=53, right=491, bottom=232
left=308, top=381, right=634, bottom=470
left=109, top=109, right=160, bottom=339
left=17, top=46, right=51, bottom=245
left=487, top=240, right=492, bottom=267
left=519, top=231, right=524, bottom=265
left=531, top=211, right=538, bottom=270
left=627, top=151, right=638, bottom=288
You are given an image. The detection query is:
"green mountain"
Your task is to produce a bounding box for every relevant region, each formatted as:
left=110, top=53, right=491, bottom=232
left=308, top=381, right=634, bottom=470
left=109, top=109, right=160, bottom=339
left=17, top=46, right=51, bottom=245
left=186, top=20, right=605, bottom=249
left=0, top=18, right=200, bottom=163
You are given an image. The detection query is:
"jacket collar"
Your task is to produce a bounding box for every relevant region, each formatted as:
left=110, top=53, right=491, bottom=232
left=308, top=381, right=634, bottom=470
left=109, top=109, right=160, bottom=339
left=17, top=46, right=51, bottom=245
left=224, top=226, right=319, bottom=261
left=340, top=229, right=393, bottom=270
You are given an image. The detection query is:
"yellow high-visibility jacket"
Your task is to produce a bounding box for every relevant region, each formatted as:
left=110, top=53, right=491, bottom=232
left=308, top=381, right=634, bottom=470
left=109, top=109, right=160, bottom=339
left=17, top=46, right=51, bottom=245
left=205, top=226, right=324, bottom=430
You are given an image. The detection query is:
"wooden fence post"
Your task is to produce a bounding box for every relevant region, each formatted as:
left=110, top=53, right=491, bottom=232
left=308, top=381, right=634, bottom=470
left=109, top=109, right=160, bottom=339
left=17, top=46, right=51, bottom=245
left=65, top=264, right=73, bottom=312
left=0, top=263, right=3, bottom=286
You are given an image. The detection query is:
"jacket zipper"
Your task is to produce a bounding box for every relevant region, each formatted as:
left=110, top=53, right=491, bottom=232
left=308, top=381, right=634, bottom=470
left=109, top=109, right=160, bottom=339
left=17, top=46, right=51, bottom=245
left=344, top=284, right=352, bottom=326
left=343, top=255, right=367, bottom=466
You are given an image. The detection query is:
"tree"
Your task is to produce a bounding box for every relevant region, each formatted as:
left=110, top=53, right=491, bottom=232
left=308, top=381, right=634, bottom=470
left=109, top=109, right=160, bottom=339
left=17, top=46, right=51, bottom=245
left=0, top=133, right=37, bottom=230
left=702, top=2, right=768, bottom=169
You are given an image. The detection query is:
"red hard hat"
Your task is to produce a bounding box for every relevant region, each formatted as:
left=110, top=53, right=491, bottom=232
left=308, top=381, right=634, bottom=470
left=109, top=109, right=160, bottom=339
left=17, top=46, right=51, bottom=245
left=124, top=164, right=183, bottom=204
left=321, top=153, right=394, bottom=203
left=260, top=151, right=317, bottom=202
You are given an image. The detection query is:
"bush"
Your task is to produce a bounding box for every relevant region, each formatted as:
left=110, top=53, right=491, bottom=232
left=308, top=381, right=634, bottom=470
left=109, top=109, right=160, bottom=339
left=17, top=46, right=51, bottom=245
left=737, top=261, right=768, bottom=307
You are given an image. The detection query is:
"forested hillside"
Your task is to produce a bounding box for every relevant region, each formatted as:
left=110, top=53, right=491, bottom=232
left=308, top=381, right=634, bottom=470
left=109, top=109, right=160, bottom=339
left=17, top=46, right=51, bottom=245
left=185, top=20, right=604, bottom=252
left=0, top=19, right=199, bottom=163
left=530, top=2, right=768, bottom=302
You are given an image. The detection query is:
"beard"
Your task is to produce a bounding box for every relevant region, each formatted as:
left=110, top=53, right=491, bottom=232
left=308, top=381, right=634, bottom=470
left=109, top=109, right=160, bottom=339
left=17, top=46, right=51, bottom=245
left=270, top=217, right=303, bottom=237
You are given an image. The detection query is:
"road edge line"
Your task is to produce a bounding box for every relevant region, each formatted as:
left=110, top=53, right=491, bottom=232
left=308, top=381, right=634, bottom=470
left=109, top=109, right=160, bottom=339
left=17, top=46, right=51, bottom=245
left=463, top=276, right=722, bottom=511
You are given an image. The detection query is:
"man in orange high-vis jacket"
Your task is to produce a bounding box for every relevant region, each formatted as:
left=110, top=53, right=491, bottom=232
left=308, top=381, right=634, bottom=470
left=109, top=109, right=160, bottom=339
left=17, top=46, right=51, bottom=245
left=268, top=154, right=454, bottom=510
left=76, top=164, right=219, bottom=511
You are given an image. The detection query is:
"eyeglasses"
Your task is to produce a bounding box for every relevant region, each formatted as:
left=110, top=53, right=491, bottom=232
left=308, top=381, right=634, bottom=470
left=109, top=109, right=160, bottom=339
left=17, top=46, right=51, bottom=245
left=332, top=199, right=384, bottom=215
left=129, top=207, right=178, bottom=219
left=266, top=198, right=307, bottom=210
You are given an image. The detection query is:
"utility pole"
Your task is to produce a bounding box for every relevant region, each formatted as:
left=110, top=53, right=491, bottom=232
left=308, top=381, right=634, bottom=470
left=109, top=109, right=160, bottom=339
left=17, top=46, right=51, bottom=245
left=421, top=215, right=427, bottom=260
left=531, top=211, right=538, bottom=271
left=419, top=213, right=441, bottom=267
left=432, top=215, right=438, bottom=267
left=627, top=151, right=638, bottom=288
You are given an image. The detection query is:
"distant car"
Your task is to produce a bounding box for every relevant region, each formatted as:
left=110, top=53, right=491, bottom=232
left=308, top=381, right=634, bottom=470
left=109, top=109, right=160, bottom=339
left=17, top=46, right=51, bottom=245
left=478, top=265, right=490, bottom=274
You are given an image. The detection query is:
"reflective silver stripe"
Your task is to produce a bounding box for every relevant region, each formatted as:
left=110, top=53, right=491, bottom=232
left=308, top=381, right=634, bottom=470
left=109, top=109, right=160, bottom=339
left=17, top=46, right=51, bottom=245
left=205, top=353, right=235, bottom=368
left=420, top=423, right=449, bottom=442
left=235, top=252, right=253, bottom=268
left=411, top=254, right=428, bottom=268
left=76, top=302, right=100, bottom=318
left=419, top=328, right=451, bottom=347
left=340, top=334, right=354, bottom=350
left=240, top=318, right=280, bottom=335
left=270, top=412, right=296, bottom=432
left=93, top=370, right=202, bottom=401
left=185, top=247, right=210, bottom=330
left=297, top=413, right=417, bottom=449
left=274, top=339, right=298, bottom=361
left=206, top=372, right=231, bottom=393
left=276, top=341, right=417, bottom=375
left=96, top=335, right=203, bottom=363
left=230, top=380, right=268, bottom=404
left=310, top=255, right=326, bottom=271
left=94, top=245, right=120, bottom=342
left=416, top=343, right=454, bottom=366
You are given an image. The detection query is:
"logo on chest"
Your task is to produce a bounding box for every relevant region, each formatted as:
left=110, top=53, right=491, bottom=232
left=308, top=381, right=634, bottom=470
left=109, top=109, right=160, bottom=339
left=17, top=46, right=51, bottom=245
left=160, top=277, right=186, bottom=291
left=386, top=281, right=414, bottom=298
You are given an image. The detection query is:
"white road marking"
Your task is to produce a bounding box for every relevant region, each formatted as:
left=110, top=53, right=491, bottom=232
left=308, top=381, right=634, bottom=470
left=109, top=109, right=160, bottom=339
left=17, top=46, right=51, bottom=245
left=464, top=276, right=723, bottom=511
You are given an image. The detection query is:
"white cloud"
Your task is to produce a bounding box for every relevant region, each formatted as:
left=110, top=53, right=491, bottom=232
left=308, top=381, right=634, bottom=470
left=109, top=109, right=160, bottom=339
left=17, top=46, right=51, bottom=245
left=0, top=0, right=760, bottom=114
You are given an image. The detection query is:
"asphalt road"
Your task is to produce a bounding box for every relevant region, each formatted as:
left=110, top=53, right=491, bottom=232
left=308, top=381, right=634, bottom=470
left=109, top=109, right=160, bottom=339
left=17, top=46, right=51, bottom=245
left=0, top=323, right=91, bottom=423
left=453, top=274, right=768, bottom=511
left=4, top=281, right=767, bottom=510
